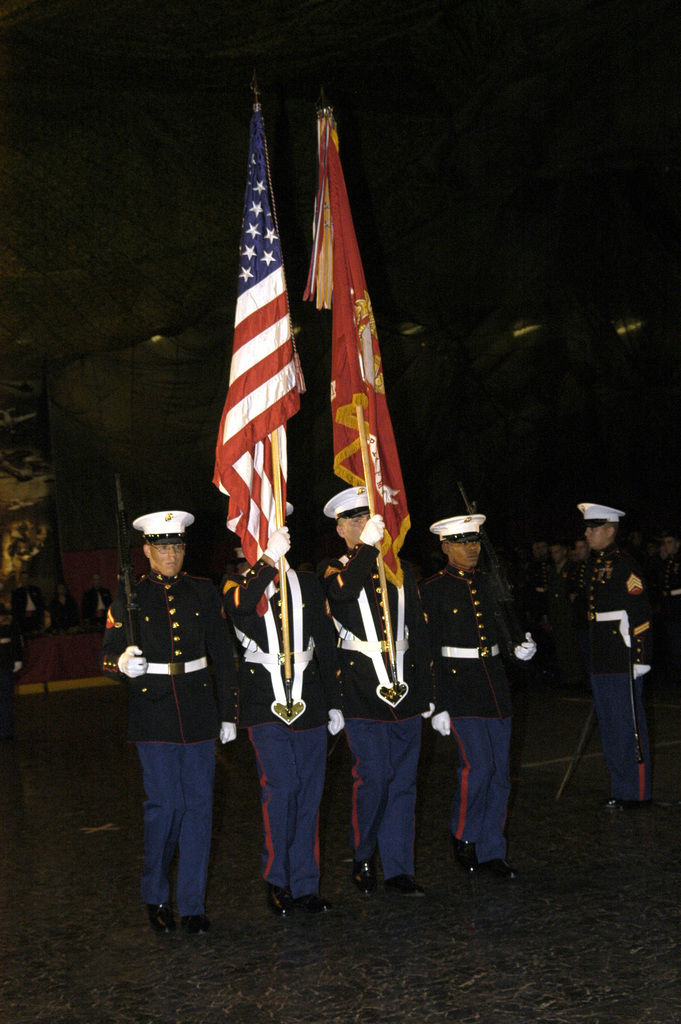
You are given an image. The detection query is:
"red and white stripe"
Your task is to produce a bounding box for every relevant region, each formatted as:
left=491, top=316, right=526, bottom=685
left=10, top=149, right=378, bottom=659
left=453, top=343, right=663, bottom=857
left=213, top=265, right=299, bottom=566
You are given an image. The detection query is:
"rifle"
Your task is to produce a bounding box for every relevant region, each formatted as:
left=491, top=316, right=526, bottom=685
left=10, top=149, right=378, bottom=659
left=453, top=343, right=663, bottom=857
left=115, top=472, right=141, bottom=649
left=457, top=482, right=526, bottom=658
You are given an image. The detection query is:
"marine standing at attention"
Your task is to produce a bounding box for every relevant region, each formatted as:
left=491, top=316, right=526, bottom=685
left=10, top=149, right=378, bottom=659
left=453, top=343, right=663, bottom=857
left=576, top=503, right=652, bottom=808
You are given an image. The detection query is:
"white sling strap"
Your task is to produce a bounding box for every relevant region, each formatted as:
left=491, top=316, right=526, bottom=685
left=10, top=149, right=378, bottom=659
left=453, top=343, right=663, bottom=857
left=334, top=580, right=408, bottom=708
left=234, top=570, right=308, bottom=724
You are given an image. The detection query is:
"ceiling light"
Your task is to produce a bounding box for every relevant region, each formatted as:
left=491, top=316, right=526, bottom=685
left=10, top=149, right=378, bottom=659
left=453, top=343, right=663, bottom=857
left=512, top=322, right=542, bottom=338
left=612, top=318, right=644, bottom=336
left=396, top=322, right=425, bottom=336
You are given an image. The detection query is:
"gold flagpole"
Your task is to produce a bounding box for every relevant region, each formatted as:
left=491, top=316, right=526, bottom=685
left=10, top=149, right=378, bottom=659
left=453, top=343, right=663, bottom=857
left=270, top=428, right=294, bottom=716
left=355, top=401, right=399, bottom=689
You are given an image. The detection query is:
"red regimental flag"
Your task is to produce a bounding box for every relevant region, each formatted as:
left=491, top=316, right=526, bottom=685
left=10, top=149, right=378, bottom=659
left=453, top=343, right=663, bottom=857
left=213, top=105, right=302, bottom=571
left=305, top=111, right=409, bottom=586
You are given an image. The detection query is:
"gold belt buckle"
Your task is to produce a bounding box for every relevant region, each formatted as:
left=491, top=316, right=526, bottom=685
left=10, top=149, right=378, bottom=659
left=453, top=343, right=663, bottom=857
left=479, top=646, right=490, bottom=658
left=168, top=662, right=185, bottom=675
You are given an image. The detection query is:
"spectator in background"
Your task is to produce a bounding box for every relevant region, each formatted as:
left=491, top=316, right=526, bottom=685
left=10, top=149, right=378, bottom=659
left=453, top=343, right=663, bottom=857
left=48, top=583, right=80, bottom=632
left=653, top=529, right=681, bottom=684
left=81, top=573, right=112, bottom=631
left=0, top=603, right=22, bottom=740
left=11, top=570, right=45, bottom=638
left=523, top=538, right=555, bottom=684
left=546, top=541, right=585, bottom=688
left=568, top=537, right=591, bottom=679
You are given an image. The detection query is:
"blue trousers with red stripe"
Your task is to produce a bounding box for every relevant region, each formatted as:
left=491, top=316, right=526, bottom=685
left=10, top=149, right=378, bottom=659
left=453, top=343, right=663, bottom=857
left=590, top=672, right=651, bottom=801
left=248, top=723, right=327, bottom=899
left=136, top=740, right=215, bottom=916
left=344, top=716, right=422, bottom=879
left=449, top=717, right=511, bottom=863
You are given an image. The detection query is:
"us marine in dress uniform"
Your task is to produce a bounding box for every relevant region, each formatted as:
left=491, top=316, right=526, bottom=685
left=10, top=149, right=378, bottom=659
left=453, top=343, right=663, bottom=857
left=320, top=486, right=433, bottom=897
left=578, top=503, right=652, bottom=808
left=101, top=511, right=238, bottom=933
left=221, top=522, right=342, bottom=917
left=568, top=538, right=592, bottom=678
left=420, top=514, right=536, bottom=879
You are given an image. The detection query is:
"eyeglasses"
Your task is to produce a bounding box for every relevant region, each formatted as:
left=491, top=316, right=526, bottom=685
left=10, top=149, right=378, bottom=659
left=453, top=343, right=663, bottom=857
left=151, top=543, right=186, bottom=553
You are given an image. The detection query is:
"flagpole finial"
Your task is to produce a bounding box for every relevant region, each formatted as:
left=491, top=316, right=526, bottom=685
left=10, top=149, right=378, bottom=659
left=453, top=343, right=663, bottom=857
left=316, top=87, right=333, bottom=117
left=251, top=70, right=261, bottom=111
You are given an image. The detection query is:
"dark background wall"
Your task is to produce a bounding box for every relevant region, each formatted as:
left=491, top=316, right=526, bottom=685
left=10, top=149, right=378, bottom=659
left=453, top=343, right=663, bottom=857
left=0, top=0, right=679, bottom=580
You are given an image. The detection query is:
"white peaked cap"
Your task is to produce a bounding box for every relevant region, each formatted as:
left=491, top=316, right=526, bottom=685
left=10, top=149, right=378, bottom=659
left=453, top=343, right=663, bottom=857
left=323, top=486, right=370, bottom=519
left=577, top=503, right=625, bottom=522
left=132, top=510, right=195, bottom=539
left=430, top=514, right=486, bottom=538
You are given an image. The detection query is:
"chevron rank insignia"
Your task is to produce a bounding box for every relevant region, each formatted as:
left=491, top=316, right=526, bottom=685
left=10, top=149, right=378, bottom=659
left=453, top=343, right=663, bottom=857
left=626, top=573, right=644, bottom=595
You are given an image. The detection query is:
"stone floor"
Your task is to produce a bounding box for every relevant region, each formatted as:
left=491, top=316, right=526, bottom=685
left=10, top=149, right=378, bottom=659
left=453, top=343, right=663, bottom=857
left=1, top=677, right=680, bottom=1024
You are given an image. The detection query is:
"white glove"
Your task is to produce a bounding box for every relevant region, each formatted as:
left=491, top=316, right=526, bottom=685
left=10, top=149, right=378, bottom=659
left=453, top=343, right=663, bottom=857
left=431, top=710, right=451, bottom=736
left=359, top=514, right=385, bottom=548
left=13, top=661, right=22, bottom=673
left=327, top=709, right=345, bottom=735
left=422, top=702, right=435, bottom=719
left=263, top=526, right=291, bottom=563
left=514, top=632, right=537, bottom=661
left=633, top=664, right=651, bottom=678
left=220, top=721, right=237, bottom=743
left=118, top=645, right=148, bottom=678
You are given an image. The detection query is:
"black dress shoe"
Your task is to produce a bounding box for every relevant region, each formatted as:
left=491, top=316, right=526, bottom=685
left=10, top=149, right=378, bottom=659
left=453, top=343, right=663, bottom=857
left=384, top=874, right=425, bottom=896
left=352, top=858, right=377, bottom=895
left=480, top=858, right=517, bottom=879
left=602, top=797, right=652, bottom=810
left=180, top=914, right=210, bottom=933
left=452, top=837, right=479, bottom=874
left=267, top=883, right=295, bottom=916
left=147, top=903, right=176, bottom=933
left=293, top=893, right=333, bottom=913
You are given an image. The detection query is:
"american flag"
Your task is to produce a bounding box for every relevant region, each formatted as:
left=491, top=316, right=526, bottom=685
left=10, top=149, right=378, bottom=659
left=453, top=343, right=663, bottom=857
left=304, top=108, right=410, bottom=587
left=213, top=104, right=302, bottom=566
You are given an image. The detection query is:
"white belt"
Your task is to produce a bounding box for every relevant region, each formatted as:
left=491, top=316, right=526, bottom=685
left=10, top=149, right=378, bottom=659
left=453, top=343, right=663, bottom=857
left=0, top=637, right=11, bottom=645
left=441, top=644, right=499, bottom=659
left=593, top=610, right=630, bottom=647
left=244, top=649, right=314, bottom=666
left=339, top=637, right=409, bottom=654
left=670, top=589, right=681, bottom=597
left=146, top=656, right=208, bottom=675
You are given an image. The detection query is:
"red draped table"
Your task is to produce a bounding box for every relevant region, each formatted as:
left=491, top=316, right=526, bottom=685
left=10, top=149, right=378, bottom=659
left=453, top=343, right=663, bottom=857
left=16, top=633, right=112, bottom=692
